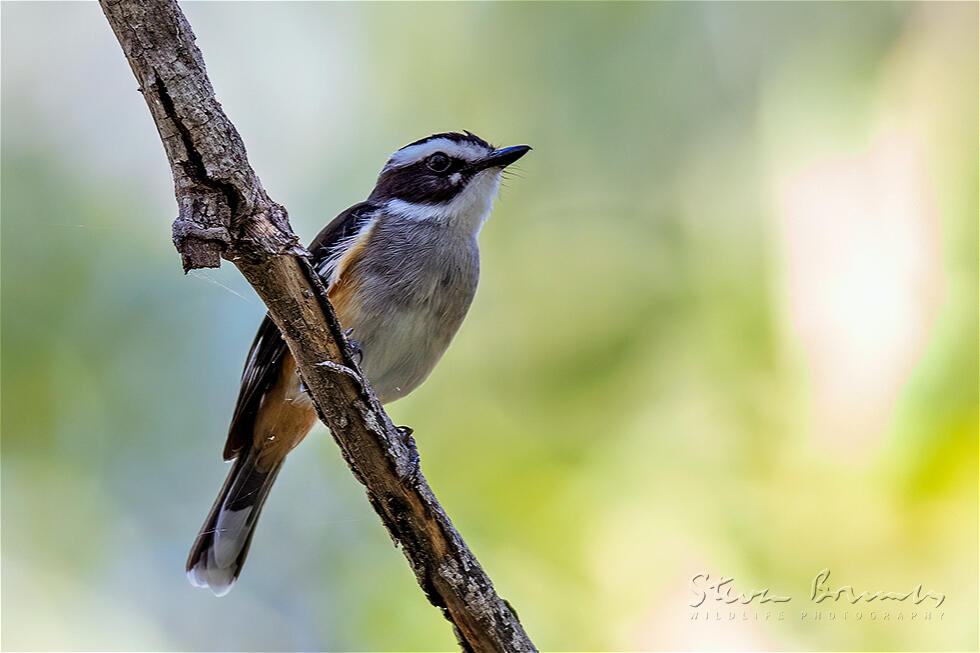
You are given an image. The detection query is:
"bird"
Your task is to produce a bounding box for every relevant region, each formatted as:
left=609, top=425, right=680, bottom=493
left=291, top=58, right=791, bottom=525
left=186, top=131, right=530, bottom=596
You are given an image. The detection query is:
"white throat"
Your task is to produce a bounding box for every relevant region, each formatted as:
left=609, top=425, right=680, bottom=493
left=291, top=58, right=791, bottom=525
left=385, top=170, right=502, bottom=236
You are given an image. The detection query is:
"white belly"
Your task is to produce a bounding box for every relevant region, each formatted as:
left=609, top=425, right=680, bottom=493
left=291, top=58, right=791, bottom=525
left=330, top=227, right=479, bottom=404
left=354, top=304, right=459, bottom=403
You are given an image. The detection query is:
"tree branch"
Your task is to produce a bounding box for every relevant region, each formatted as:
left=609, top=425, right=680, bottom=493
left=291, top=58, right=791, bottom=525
left=99, top=1, right=535, bottom=650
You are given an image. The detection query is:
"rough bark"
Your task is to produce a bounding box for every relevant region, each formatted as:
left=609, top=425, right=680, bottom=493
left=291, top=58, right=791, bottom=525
left=99, top=1, right=536, bottom=651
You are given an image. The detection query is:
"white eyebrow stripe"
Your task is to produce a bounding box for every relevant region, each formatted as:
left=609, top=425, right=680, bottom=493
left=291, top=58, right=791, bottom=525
left=385, top=139, right=488, bottom=169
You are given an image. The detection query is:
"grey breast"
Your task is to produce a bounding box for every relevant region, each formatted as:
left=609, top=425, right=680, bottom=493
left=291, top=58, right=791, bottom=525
left=348, top=217, right=480, bottom=403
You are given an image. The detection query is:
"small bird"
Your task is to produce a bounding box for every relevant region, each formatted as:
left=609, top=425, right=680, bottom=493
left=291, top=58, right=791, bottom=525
left=186, top=131, right=530, bottom=596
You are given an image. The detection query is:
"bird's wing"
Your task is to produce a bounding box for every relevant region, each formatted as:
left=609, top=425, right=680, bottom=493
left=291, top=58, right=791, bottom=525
left=222, top=202, right=379, bottom=460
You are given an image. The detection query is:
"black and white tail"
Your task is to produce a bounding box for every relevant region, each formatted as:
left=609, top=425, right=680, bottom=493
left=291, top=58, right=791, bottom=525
left=186, top=450, right=283, bottom=596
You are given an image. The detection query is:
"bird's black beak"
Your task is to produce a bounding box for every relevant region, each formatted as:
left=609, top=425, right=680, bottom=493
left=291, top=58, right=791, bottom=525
left=476, top=145, right=532, bottom=170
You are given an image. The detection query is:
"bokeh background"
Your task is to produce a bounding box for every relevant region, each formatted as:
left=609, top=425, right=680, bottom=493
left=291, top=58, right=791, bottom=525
left=2, top=2, right=977, bottom=651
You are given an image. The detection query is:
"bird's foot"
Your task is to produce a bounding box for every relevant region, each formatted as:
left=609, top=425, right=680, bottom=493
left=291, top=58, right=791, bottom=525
left=396, top=425, right=421, bottom=482
left=344, top=328, right=363, bottom=366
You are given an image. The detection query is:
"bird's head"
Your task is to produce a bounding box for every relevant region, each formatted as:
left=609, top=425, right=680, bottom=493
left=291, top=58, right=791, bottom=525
left=369, top=131, right=530, bottom=233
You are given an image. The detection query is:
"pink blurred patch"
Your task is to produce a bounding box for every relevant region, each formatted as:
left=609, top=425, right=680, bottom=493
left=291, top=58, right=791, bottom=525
left=779, top=133, right=943, bottom=459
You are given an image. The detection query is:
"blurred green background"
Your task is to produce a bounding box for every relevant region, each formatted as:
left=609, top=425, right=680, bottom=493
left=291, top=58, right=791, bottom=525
left=2, top=2, right=977, bottom=651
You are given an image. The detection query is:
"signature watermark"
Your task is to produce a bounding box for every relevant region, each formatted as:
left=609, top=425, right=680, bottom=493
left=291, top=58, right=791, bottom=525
left=690, top=573, right=792, bottom=607
left=810, top=568, right=944, bottom=607
left=688, top=569, right=946, bottom=624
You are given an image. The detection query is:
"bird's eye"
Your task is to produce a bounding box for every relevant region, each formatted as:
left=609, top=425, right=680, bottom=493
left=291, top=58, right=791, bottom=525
left=426, top=152, right=451, bottom=173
